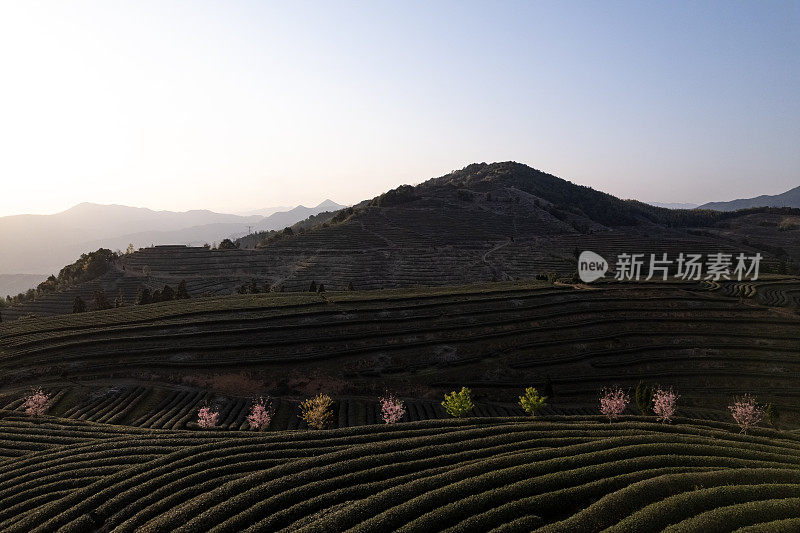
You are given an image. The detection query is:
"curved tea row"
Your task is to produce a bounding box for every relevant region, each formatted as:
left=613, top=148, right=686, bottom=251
left=0, top=414, right=798, bottom=531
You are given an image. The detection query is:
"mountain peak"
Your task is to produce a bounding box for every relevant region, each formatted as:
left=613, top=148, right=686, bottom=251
left=316, top=199, right=344, bottom=210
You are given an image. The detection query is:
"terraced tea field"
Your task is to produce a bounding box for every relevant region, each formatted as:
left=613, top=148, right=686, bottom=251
left=4, top=217, right=793, bottom=321
left=1, top=280, right=799, bottom=427
left=0, top=412, right=798, bottom=532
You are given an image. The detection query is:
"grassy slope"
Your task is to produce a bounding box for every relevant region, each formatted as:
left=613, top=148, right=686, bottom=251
left=0, top=413, right=798, bottom=532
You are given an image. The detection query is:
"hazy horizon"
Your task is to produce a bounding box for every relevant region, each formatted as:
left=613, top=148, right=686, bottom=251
left=1, top=167, right=798, bottom=219
left=1, top=198, right=343, bottom=218
left=1, top=1, right=798, bottom=217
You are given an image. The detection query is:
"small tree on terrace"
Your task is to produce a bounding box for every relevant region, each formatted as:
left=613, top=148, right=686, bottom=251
left=161, top=284, right=175, bottom=301
left=300, top=394, right=334, bottom=429
left=248, top=280, right=259, bottom=294
left=652, top=387, right=678, bottom=423
left=380, top=393, right=405, bottom=424
left=72, top=296, right=87, bottom=313
left=518, top=387, right=547, bottom=416
left=218, top=238, right=239, bottom=250
left=125, top=243, right=135, bottom=255
left=764, top=403, right=780, bottom=428
left=135, top=287, right=151, bottom=305
left=176, top=280, right=190, bottom=299
left=197, top=404, right=219, bottom=428
left=634, top=381, right=653, bottom=415
left=442, top=387, right=474, bottom=418
left=247, top=396, right=272, bottom=430
left=728, top=394, right=764, bottom=434
left=93, top=289, right=112, bottom=311
left=308, top=280, right=317, bottom=292
left=600, top=387, right=629, bottom=421
left=23, top=388, right=50, bottom=416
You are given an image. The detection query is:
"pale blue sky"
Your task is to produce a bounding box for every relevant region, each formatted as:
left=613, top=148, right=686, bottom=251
left=0, top=1, right=797, bottom=216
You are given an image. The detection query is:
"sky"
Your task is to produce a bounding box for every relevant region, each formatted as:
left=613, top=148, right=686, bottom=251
left=0, top=1, right=797, bottom=217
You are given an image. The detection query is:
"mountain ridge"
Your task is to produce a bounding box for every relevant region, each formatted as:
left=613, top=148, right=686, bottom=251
left=3, top=162, right=799, bottom=315
left=0, top=200, right=343, bottom=282
left=698, top=185, right=800, bottom=211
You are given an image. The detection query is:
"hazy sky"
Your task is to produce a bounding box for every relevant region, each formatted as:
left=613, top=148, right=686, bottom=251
left=1, top=1, right=797, bottom=217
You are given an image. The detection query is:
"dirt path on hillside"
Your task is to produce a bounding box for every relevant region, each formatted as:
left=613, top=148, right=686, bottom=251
left=483, top=238, right=511, bottom=263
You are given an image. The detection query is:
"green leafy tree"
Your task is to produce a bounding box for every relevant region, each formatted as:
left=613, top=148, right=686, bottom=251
left=442, top=387, right=474, bottom=418
left=518, top=387, right=547, bottom=416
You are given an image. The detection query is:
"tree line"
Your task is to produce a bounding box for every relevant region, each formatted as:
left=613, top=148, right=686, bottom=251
left=4, top=248, right=118, bottom=307
left=71, top=280, right=191, bottom=313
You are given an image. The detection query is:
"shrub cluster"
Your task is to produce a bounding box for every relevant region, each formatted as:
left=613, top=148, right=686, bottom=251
left=300, top=394, right=334, bottom=429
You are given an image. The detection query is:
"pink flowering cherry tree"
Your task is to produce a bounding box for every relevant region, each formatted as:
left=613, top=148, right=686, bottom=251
left=23, top=388, right=50, bottom=417
left=652, top=387, right=679, bottom=423
left=380, top=393, right=406, bottom=424
left=247, top=396, right=272, bottom=430
left=600, top=387, right=629, bottom=421
left=197, top=404, right=219, bottom=428
left=728, top=394, right=764, bottom=434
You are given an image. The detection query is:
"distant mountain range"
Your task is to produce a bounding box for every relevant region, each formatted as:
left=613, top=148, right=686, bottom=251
left=0, top=200, right=344, bottom=294
left=253, top=200, right=344, bottom=232
left=698, top=185, right=800, bottom=211
left=4, top=162, right=799, bottom=319
left=646, top=202, right=699, bottom=210
left=235, top=206, right=292, bottom=217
